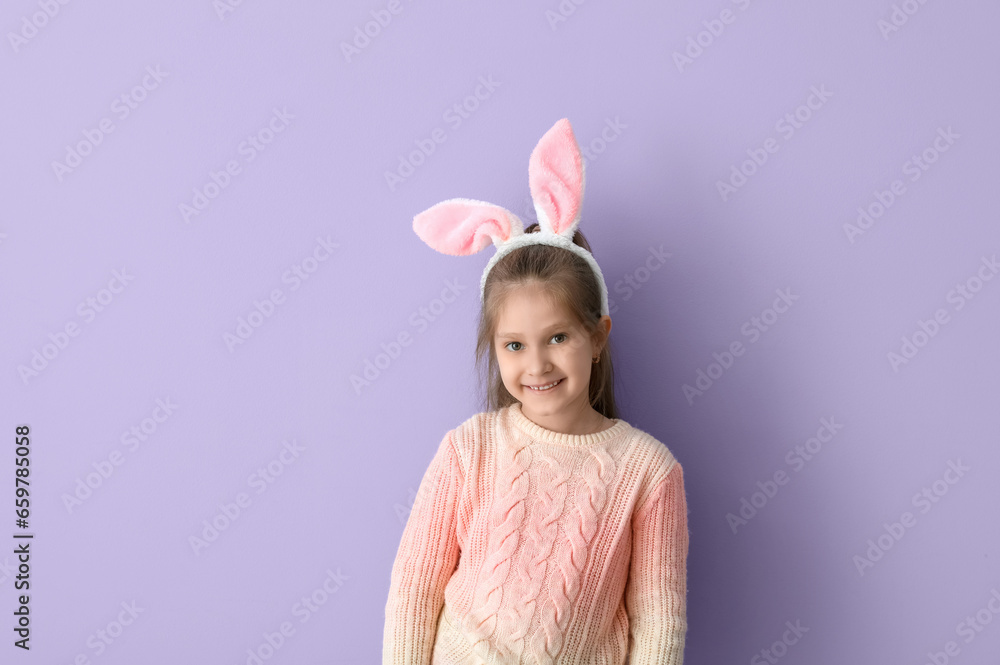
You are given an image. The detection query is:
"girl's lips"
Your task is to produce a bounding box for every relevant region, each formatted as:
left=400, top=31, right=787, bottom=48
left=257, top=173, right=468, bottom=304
left=525, top=378, right=563, bottom=392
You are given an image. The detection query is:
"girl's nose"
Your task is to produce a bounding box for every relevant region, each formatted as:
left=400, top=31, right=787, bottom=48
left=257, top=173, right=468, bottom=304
left=527, top=348, right=552, bottom=375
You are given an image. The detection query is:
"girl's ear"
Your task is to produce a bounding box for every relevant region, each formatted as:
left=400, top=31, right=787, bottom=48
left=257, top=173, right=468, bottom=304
left=590, top=314, right=612, bottom=350
left=413, top=198, right=524, bottom=256
left=528, top=118, right=586, bottom=238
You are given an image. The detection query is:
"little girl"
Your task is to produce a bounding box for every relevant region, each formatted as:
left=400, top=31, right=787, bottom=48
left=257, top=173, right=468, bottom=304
left=383, top=119, right=689, bottom=665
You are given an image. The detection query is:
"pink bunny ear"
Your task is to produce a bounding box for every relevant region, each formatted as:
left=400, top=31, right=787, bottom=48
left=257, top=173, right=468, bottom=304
left=528, top=118, right=585, bottom=236
left=413, top=198, right=523, bottom=256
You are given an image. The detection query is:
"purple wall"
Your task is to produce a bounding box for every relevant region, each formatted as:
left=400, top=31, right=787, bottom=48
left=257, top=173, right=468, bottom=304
left=3, top=0, right=999, bottom=662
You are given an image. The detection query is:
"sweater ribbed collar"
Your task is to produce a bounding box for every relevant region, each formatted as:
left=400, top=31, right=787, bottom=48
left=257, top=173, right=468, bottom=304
left=507, top=401, right=629, bottom=446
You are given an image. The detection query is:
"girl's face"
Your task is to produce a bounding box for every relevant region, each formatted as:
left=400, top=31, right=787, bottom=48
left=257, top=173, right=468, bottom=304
left=493, top=283, right=605, bottom=424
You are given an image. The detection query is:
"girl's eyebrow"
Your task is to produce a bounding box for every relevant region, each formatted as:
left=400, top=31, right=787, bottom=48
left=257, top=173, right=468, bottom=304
left=496, top=322, right=571, bottom=339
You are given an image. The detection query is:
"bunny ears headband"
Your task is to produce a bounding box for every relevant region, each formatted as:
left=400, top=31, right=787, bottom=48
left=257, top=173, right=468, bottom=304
left=412, top=118, right=610, bottom=318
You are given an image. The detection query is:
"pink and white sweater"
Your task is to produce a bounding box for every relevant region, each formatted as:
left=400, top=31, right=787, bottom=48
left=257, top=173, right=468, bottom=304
left=383, top=402, right=689, bottom=665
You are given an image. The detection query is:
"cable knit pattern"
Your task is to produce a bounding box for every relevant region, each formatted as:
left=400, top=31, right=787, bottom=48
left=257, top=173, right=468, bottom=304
left=504, top=453, right=571, bottom=662
left=529, top=447, right=616, bottom=662
left=464, top=442, right=533, bottom=662
left=383, top=402, right=689, bottom=665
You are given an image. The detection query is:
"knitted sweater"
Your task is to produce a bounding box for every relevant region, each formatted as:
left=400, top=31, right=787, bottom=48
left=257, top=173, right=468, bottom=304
left=383, top=402, right=689, bottom=665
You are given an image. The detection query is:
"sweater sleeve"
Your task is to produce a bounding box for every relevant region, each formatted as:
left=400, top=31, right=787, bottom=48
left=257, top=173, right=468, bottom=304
left=383, top=430, right=464, bottom=665
left=625, top=461, right=689, bottom=665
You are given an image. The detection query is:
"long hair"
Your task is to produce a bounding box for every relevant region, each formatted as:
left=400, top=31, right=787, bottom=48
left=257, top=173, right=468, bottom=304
left=474, top=223, right=619, bottom=419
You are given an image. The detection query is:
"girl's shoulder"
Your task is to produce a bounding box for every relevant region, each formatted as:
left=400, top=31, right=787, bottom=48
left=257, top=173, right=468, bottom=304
left=433, top=407, right=503, bottom=468
left=447, top=406, right=504, bottom=446
left=618, top=422, right=687, bottom=515
left=619, top=420, right=683, bottom=479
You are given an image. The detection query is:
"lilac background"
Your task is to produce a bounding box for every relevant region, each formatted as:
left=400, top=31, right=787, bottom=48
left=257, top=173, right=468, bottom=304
left=2, top=0, right=999, bottom=663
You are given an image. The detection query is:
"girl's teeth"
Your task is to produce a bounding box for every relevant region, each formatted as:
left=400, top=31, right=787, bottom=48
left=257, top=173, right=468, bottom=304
left=529, top=379, right=560, bottom=391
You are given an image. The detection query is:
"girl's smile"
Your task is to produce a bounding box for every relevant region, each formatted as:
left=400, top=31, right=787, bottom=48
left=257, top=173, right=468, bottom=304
left=525, top=377, right=562, bottom=390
